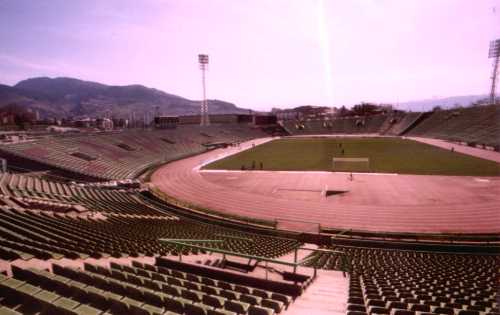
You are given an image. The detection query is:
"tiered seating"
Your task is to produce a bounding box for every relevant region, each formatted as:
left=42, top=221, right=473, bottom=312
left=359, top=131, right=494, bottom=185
left=0, top=256, right=305, bottom=315
left=0, top=168, right=303, bottom=314
left=0, top=172, right=300, bottom=262
left=303, top=245, right=499, bottom=315
left=382, top=113, right=422, bottom=136
left=283, top=115, right=389, bottom=135
left=0, top=172, right=163, bottom=216
left=0, top=124, right=268, bottom=181
left=406, top=105, right=500, bottom=148
left=0, top=207, right=299, bottom=262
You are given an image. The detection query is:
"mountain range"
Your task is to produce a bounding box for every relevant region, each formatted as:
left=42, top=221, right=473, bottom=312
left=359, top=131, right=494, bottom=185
left=0, top=77, right=249, bottom=119
left=0, top=76, right=490, bottom=119
left=396, top=94, right=489, bottom=111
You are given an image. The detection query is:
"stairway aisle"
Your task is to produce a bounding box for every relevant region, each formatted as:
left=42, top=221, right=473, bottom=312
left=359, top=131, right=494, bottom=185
left=284, top=269, right=348, bottom=315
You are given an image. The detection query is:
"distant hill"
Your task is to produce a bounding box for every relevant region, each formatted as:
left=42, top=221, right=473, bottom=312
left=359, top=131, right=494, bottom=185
left=0, top=77, right=249, bottom=119
left=397, top=94, right=489, bottom=112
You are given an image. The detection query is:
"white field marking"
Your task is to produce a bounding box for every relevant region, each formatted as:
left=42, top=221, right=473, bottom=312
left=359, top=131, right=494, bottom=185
left=194, top=137, right=275, bottom=171
left=474, top=178, right=490, bottom=183
left=275, top=188, right=322, bottom=192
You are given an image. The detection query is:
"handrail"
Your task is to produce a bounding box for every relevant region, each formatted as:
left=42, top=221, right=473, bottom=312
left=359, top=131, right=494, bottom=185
left=331, top=229, right=352, bottom=239
left=159, top=238, right=298, bottom=267
left=159, top=238, right=351, bottom=276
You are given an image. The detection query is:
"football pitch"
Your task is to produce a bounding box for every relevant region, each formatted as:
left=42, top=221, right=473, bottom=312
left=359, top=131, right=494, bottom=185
left=203, top=137, right=500, bottom=176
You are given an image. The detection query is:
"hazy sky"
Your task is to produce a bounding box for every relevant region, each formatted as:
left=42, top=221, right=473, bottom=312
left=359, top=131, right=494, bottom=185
left=0, top=0, right=499, bottom=110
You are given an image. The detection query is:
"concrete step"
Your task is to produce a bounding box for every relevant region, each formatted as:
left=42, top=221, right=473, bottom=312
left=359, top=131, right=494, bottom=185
left=284, top=269, right=348, bottom=315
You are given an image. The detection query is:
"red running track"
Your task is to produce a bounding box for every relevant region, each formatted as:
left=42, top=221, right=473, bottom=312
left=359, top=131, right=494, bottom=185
left=151, top=137, right=500, bottom=234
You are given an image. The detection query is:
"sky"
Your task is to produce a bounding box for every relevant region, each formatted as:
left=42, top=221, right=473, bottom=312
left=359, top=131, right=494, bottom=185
left=0, top=0, right=499, bottom=111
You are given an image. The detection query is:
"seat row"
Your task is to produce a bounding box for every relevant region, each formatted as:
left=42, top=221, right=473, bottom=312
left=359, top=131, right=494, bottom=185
left=0, top=256, right=304, bottom=315
left=0, top=125, right=268, bottom=180
left=0, top=205, right=300, bottom=262
left=302, top=245, right=498, bottom=315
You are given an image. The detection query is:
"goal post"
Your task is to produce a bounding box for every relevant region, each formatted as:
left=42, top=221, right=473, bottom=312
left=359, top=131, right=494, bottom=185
left=332, top=157, right=370, bottom=172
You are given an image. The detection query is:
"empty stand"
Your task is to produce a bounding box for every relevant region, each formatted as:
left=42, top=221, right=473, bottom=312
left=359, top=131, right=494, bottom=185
left=0, top=124, right=268, bottom=181
left=0, top=257, right=308, bottom=315
left=405, top=105, right=500, bottom=148
left=303, top=245, right=499, bottom=315
left=282, top=115, right=389, bottom=136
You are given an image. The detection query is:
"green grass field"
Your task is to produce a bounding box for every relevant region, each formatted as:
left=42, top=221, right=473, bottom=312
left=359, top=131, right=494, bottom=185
left=203, top=137, right=500, bottom=176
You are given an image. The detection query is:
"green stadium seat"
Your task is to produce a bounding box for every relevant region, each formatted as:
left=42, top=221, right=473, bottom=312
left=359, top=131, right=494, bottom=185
left=252, top=289, right=270, bottom=299
left=73, top=304, right=102, bottom=315
left=182, top=289, right=204, bottom=303
left=163, top=285, right=182, bottom=297
left=142, top=303, right=165, bottom=315
left=207, top=309, right=237, bottom=315
left=234, top=285, right=251, bottom=295
left=201, top=285, right=220, bottom=296
left=220, top=289, right=240, bottom=301
left=271, top=293, right=292, bottom=308
left=53, top=296, right=80, bottom=315
left=224, top=300, right=250, bottom=314
left=143, top=290, right=163, bottom=308
left=248, top=305, right=275, bottom=315
left=0, top=306, right=23, bottom=315
left=202, top=295, right=226, bottom=309
left=240, top=293, right=262, bottom=306
left=261, top=299, right=284, bottom=313
left=185, top=303, right=210, bottom=315
left=164, top=296, right=184, bottom=314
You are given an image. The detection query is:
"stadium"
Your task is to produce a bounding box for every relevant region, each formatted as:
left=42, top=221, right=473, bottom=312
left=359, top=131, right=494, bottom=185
left=0, top=104, right=498, bottom=315
left=0, top=1, right=499, bottom=315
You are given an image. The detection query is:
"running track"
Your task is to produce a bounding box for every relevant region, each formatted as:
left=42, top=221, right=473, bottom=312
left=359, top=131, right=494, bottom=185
left=151, top=137, right=500, bottom=234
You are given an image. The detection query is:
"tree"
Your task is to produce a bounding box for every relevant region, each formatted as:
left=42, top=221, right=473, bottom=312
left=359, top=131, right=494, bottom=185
left=0, top=103, right=35, bottom=128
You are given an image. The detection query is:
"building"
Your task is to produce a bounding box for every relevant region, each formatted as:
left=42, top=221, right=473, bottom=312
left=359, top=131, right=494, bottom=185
left=154, top=116, right=179, bottom=129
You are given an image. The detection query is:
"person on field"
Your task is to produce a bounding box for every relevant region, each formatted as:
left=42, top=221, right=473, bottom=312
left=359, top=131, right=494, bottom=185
left=260, top=162, right=263, bottom=170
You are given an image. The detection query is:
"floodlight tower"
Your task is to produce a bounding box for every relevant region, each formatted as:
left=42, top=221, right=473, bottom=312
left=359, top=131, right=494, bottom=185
left=198, top=54, right=210, bottom=126
left=488, top=39, right=500, bottom=105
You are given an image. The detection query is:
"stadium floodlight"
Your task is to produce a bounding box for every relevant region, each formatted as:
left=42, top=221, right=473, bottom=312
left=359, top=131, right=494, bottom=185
left=488, top=39, right=500, bottom=58
left=488, top=39, right=500, bottom=105
left=198, top=54, right=210, bottom=126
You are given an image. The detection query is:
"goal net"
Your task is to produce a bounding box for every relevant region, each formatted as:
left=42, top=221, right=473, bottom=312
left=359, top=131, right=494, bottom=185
left=332, top=157, right=370, bottom=172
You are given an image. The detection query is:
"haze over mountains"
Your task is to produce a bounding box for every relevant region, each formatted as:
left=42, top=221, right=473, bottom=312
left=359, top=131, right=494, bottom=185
left=0, top=76, right=489, bottom=119
left=0, top=77, right=249, bottom=119
left=397, top=94, right=488, bottom=112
